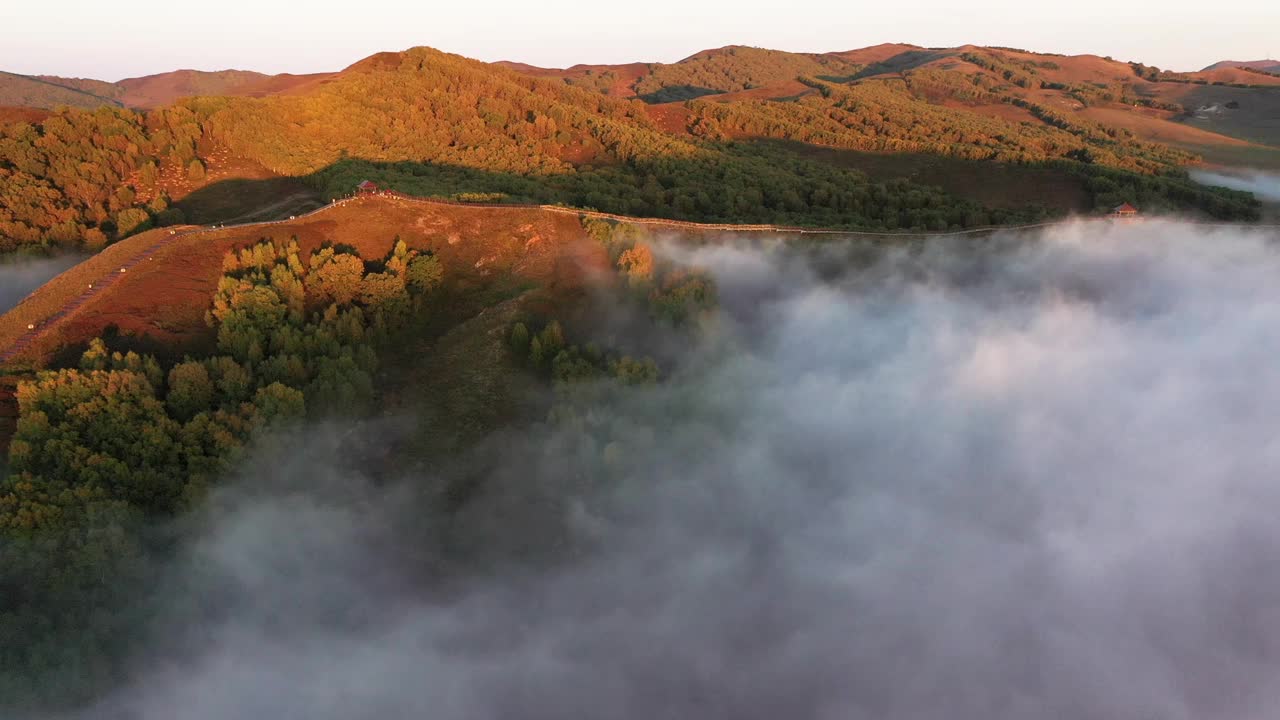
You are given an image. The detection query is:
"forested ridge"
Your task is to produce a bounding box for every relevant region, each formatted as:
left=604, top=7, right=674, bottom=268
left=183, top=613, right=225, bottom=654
left=632, top=46, right=865, bottom=101
left=0, top=45, right=1267, bottom=256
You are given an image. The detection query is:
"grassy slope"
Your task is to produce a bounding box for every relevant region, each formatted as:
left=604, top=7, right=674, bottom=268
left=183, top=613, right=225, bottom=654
left=0, top=72, right=123, bottom=109
left=1147, top=83, right=1280, bottom=149
left=0, top=195, right=594, bottom=368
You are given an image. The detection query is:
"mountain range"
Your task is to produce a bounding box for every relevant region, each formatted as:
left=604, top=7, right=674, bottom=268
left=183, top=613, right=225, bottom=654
left=6, top=45, right=1279, bottom=111
left=2, top=42, right=1279, bottom=259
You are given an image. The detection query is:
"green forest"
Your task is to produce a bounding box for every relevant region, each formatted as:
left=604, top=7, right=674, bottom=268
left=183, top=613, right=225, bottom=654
left=0, top=46, right=1265, bottom=256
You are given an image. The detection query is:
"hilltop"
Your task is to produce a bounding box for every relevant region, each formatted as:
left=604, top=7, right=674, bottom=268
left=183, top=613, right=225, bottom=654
left=1202, top=59, right=1280, bottom=74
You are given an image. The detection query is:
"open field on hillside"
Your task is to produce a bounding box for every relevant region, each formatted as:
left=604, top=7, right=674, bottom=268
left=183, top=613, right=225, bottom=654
left=0, top=195, right=595, bottom=368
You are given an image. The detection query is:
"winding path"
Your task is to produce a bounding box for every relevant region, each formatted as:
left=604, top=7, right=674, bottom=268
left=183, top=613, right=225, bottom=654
left=1, top=192, right=1274, bottom=366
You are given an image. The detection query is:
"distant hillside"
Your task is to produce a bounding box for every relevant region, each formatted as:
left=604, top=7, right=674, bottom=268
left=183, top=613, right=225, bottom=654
left=0, top=68, right=332, bottom=109
left=115, top=69, right=268, bottom=106
left=631, top=46, right=864, bottom=102
left=0, top=71, right=124, bottom=109
left=1202, top=59, right=1280, bottom=74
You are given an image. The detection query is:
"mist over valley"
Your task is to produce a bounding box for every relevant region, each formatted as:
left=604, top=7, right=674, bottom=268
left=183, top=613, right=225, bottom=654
left=8, top=219, right=1278, bottom=720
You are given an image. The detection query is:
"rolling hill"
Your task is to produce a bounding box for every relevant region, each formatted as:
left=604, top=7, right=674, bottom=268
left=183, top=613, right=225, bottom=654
left=0, top=71, right=125, bottom=109
left=1203, top=59, right=1280, bottom=74
left=0, top=68, right=334, bottom=110
left=1, top=43, right=1275, bottom=259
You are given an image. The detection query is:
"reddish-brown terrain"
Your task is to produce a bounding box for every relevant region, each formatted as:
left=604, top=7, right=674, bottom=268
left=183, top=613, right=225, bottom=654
left=830, top=43, right=929, bottom=65
left=112, top=69, right=337, bottom=106
left=1202, top=59, right=1280, bottom=74
left=0, top=68, right=338, bottom=110
left=0, top=196, right=604, bottom=366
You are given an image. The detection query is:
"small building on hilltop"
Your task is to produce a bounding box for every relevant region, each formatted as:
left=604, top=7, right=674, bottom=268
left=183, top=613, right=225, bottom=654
left=356, top=180, right=379, bottom=194
left=1110, top=202, right=1139, bottom=218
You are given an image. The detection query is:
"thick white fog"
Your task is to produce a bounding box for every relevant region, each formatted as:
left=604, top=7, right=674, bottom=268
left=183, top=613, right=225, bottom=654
left=1190, top=168, right=1280, bottom=203
left=0, top=255, right=80, bottom=315
left=69, top=219, right=1280, bottom=720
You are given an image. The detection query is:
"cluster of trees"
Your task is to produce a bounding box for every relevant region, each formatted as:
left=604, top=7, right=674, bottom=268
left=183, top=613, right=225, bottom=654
left=560, top=68, right=626, bottom=96
left=508, top=315, right=666, bottom=480
left=0, top=235, right=442, bottom=708
left=584, top=216, right=719, bottom=325
left=1068, top=163, right=1260, bottom=217
left=632, top=46, right=864, bottom=102
left=959, top=51, right=1043, bottom=89
left=510, top=319, right=660, bottom=387
left=506, top=218, right=722, bottom=476
left=507, top=218, right=710, bottom=399
left=899, top=68, right=1007, bottom=104
left=0, top=105, right=206, bottom=253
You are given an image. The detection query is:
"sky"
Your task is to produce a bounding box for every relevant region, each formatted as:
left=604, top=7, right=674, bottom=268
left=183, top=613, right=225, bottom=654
left=2, top=0, right=1278, bottom=80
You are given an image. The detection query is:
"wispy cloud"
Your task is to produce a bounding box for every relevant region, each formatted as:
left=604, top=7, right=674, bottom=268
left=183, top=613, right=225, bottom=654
left=0, top=255, right=80, bottom=315
left=1191, top=168, right=1280, bottom=203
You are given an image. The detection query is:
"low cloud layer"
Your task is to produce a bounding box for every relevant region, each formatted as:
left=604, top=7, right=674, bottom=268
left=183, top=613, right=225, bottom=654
left=0, top=255, right=80, bottom=314
left=67, top=220, right=1280, bottom=720
left=1190, top=168, right=1280, bottom=203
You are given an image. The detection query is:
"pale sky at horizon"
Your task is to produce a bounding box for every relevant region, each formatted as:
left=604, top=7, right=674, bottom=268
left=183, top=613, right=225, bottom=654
left=2, top=0, right=1277, bottom=81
